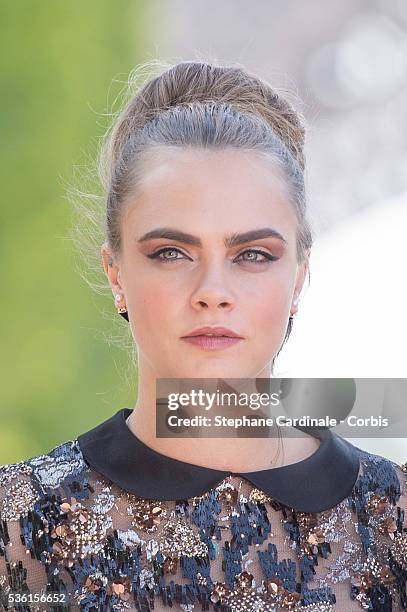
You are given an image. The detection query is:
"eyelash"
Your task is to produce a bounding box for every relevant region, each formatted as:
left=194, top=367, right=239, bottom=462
left=147, top=247, right=278, bottom=265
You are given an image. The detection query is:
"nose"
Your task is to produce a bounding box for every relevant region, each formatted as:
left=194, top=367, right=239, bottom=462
left=190, top=265, right=236, bottom=311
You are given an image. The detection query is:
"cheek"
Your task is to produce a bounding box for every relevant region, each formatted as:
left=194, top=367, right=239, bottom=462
left=244, top=273, right=291, bottom=327
left=248, top=296, right=287, bottom=348
left=128, top=277, right=180, bottom=343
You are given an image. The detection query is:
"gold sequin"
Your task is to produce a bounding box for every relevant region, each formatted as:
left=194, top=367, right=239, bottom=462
left=50, top=495, right=112, bottom=565
left=210, top=572, right=276, bottom=611
left=212, top=570, right=305, bottom=611
left=366, top=493, right=390, bottom=515
left=350, top=554, right=399, bottom=606
left=210, top=581, right=231, bottom=604
left=159, top=519, right=208, bottom=558
left=264, top=575, right=285, bottom=599
left=307, top=527, right=326, bottom=546
left=281, top=590, right=302, bottom=609
left=217, top=483, right=238, bottom=506
left=296, top=511, right=319, bottom=530
left=248, top=487, right=274, bottom=504
left=126, top=495, right=167, bottom=532
left=378, top=516, right=398, bottom=538
left=163, top=556, right=178, bottom=574
left=107, top=576, right=132, bottom=601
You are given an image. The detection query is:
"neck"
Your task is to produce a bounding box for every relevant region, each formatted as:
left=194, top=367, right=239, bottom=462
left=127, top=358, right=320, bottom=473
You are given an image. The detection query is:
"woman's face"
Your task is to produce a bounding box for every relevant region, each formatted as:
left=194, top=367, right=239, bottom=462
left=103, top=148, right=308, bottom=379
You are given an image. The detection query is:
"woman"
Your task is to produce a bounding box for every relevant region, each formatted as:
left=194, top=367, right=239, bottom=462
left=0, top=60, right=406, bottom=612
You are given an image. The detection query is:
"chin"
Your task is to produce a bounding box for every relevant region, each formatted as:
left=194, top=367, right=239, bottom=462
left=187, top=365, right=250, bottom=379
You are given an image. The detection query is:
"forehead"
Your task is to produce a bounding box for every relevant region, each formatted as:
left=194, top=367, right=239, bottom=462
left=124, top=148, right=298, bottom=234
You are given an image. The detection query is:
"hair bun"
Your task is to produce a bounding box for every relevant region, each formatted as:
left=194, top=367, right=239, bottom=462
left=107, top=60, right=307, bottom=174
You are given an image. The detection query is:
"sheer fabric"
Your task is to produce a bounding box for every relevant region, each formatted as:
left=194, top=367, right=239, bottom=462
left=0, top=437, right=406, bottom=611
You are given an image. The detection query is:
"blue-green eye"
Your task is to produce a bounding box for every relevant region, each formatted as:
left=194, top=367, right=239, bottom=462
left=147, top=248, right=187, bottom=263
left=237, top=249, right=278, bottom=264
left=147, top=247, right=278, bottom=264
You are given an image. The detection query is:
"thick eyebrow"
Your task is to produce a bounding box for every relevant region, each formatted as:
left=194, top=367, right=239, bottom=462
left=137, top=227, right=287, bottom=247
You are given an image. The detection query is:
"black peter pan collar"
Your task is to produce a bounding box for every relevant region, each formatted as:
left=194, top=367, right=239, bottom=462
left=77, top=407, right=361, bottom=513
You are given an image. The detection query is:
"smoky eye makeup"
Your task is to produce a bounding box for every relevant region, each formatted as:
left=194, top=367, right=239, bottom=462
left=145, top=246, right=281, bottom=265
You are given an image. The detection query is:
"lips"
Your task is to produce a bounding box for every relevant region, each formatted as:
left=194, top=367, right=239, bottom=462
left=181, top=334, right=243, bottom=351
left=181, top=326, right=243, bottom=339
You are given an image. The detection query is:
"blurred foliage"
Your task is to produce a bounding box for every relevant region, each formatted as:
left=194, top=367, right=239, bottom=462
left=0, top=1, right=147, bottom=463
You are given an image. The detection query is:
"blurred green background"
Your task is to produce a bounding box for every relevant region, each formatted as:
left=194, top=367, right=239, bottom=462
left=0, top=1, right=147, bottom=463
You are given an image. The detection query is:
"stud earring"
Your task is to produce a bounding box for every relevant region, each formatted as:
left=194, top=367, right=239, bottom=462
left=290, top=298, right=299, bottom=321
left=114, top=293, right=129, bottom=322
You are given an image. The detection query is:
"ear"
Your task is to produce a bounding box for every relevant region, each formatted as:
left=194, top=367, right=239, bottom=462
left=100, top=242, right=124, bottom=297
left=291, top=258, right=309, bottom=316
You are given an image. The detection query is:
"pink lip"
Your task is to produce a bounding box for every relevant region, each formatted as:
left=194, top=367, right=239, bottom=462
left=182, top=326, right=243, bottom=338
left=181, top=335, right=243, bottom=350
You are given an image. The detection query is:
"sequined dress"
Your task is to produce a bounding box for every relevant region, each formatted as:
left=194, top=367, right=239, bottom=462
left=0, top=408, right=406, bottom=612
